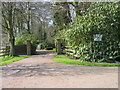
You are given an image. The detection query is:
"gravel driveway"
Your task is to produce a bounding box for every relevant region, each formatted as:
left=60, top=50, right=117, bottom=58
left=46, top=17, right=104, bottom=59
left=1, top=50, right=118, bottom=88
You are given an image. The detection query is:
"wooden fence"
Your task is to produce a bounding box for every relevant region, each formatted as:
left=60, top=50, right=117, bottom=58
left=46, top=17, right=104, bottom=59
left=64, top=46, right=80, bottom=59
left=0, top=46, right=10, bottom=57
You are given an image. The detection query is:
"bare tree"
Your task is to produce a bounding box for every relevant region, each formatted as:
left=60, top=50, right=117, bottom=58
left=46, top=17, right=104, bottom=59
left=2, top=2, right=16, bottom=56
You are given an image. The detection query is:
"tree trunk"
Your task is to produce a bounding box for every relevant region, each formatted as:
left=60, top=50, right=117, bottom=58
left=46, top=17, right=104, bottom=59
left=9, top=3, right=15, bottom=56
left=27, top=2, right=31, bottom=34
left=9, top=35, right=15, bottom=56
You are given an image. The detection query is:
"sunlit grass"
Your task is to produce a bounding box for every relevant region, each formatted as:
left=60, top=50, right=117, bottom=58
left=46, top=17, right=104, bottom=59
left=0, top=55, right=29, bottom=66
left=54, top=55, right=120, bottom=67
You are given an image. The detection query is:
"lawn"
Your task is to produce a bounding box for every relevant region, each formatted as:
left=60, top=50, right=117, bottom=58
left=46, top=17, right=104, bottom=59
left=54, top=55, right=120, bottom=67
left=0, top=55, right=29, bottom=66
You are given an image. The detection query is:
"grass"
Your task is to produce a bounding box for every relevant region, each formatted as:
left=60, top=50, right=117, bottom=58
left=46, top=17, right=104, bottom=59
left=48, top=48, right=56, bottom=52
left=0, top=55, right=29, bottom=66
left=54, top=55, right=120, bottom=67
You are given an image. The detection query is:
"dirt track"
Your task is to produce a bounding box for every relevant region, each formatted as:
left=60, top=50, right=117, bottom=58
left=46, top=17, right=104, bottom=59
left=1, top=50, right=118, bottom=88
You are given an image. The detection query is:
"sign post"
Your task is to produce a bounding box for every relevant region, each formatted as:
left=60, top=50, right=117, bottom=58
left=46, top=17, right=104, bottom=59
left=93, top=34, right=103, bottom=41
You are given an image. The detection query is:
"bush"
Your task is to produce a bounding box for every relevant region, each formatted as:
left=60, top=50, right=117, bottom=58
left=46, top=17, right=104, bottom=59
left=16, top=34, right=39, bottom=45
left=15, top=34, right=39, bottom=54
left=56, top=2, right=120, bottom=62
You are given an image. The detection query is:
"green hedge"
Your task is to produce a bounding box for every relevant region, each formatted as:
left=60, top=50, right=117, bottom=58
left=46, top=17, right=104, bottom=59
left=56, top=2, right=120, bottom=62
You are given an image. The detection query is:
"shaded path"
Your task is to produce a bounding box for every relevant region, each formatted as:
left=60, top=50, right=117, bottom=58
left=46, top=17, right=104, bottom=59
left=1, top=50, right=118, bottom=88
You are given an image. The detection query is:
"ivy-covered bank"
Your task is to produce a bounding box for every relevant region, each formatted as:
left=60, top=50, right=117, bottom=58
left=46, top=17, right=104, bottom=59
left=56, top=2, right=120, bottom=62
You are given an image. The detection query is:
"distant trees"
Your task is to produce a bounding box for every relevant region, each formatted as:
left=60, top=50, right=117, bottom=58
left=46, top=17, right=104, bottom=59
left=53, top=2, right=91, bottom=38
left=2, top=2, right=35, bottom=56
left=69, top=2, right=91, bottom=16
left=2, top=2, right=56, bottom=55
left=53, top=2, right=72, bottom=30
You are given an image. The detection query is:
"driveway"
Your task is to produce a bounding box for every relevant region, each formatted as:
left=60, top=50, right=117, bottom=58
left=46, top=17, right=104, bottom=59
left=1, top=50, right=118, bottom=88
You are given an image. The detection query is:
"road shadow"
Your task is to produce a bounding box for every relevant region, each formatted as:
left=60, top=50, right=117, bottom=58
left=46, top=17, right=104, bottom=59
left=1, top=50, right=118, bottom=77
left=35, top=50, right=55, bottom=55
left=1, top=62, right=118, bottom=77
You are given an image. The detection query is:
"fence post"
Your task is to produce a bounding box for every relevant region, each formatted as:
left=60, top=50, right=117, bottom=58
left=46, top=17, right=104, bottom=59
left=27, top=40, right=31, bottom=55
left=56, top=39, right=62, bottom=55
left=5, top=46, right=9, bottom=56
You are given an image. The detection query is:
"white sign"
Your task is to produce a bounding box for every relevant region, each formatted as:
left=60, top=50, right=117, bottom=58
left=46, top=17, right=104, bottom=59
left=94, top=34, right=103, bottom=41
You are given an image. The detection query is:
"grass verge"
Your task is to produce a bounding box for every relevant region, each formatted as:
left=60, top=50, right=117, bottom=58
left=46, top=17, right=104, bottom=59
left=0, top=55, right=29, bottom=66
left=48, top=48, right=56, bottom=52
left=54, top=55, right=120, bottom=67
